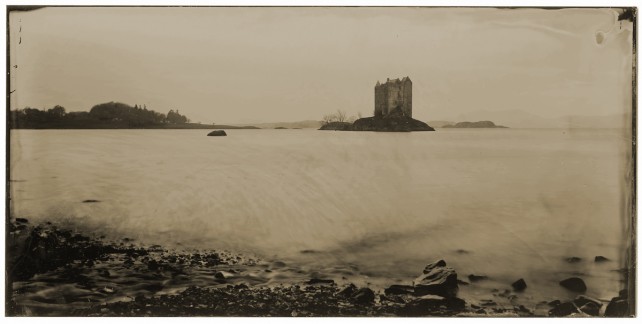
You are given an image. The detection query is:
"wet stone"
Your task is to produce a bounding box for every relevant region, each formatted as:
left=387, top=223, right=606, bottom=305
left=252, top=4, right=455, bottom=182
left=468, top=274, right=488, bottom=282
left=351, top=288, right=375, bottom=305
left=307, top=278, right=334, bottom=285
left=511, top=279, right=527, bottom=291
left=549, top=301, right=578, bottom=317
left=384, top=284, right=414, bottom=295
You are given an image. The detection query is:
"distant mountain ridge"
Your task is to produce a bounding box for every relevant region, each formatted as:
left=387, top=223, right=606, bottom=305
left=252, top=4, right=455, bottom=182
left=443, top=121, right=507, bottom=128
left=432, top=110, right=629, bottom=129
left=234, top=120, right=322, bottom=129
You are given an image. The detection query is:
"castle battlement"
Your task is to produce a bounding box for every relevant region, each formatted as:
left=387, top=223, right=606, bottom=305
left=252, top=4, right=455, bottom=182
left=374, top=76, right=412, bottom=117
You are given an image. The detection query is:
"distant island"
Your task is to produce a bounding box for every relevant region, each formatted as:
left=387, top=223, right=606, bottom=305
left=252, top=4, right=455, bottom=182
left=319, top=77, right=435, bottom=132
left=9, top=102, right=260, bottom=130
left=443, top=121, right=508, bottom=128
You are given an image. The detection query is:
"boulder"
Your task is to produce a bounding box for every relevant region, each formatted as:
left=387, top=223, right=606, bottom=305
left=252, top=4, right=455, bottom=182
left=604, top=290, right=630, bottom=317
left=574, top=295, right=602, bottom=316
left=207, top=130, right=227, bottom=136
left=559, top=277, right=587, bottom=293
left=574, top=295, right=602, bottom=308
left=337, top=284, right=357, bottom=298
left=384, top=284, right=414, bottom=295
left=594, top=256, right=609, bottom=262
left=400, top=295, right=465, bottom=316
left=511, top=278, right=527, bottom=291
left=214, top=271, right=234, bottom=280
left=307, top=278, right=334, bottom=285
left=351, top=287, right=375, bottom=304
left=413, top=260, right=458, bottom=298
left=605, top=297, right=629, bottom=317
left=566, top=257, right=582, bottom=263
left=549, top=301, right=579, bottom=317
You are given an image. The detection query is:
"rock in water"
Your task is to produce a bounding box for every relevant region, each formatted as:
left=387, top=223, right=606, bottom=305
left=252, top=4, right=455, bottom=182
left=511, top=278, right=527, bottom=291
left=413, top=260, right=458, bottom=298
left=351, top=287, right=375, bottom=304
left=468, top=274, right=488, bottom=282
left=207, top=130, right=227, bottom=136
left=566, top=257, right=582, bottom=263
left=559, top=277, right=587, bottom=293
left=594, top=256, right=609, bottom=262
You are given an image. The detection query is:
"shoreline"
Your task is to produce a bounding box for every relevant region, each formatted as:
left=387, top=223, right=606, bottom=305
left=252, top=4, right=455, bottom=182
left=6, top=218, right=632, bottom=317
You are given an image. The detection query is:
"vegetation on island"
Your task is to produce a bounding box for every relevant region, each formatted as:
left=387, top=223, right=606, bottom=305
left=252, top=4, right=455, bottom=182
left=9, top=102, right=259, bottom=129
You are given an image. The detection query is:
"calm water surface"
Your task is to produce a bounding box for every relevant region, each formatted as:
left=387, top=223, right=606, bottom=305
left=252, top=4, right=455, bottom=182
left=9, top=128, right=633, bottom=305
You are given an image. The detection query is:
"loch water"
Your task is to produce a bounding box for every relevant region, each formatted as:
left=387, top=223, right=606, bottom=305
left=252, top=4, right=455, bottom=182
left=9, top=128, right=633, bottom=308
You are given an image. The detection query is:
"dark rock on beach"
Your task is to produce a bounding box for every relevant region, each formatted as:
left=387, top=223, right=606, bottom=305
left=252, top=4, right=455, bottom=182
left=605, top=289, right=631, bottom=317
left=351, top=287, right=375, bottom=305
left=574, top=295, right=603, bottom=316
left=207, top=130, right=227, bottom=136
left=566, top=257, right=582, bottom=263
left=400, top=295, right=465, bottom=316
left=413, top=260, right=458, bottom=298
left=307, top=278, right=335, bottom=285
left=337, top=284, right=357, bottom=297
left=559, top=277, right=587, bottom=293
left=384, top=284, right=414, bottom=295
left=549, top=301, right=579, bottom=317
left=511, top=279, right=527, bottom=291
left=548, top=295, right=602, bottom=317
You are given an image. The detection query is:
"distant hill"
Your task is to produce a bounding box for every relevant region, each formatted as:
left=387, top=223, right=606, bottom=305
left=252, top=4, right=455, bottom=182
left=443, top=110, right=629, bottom=129
left=235, top=120, right=322, bottom=129
left=443, top=121, right=507, bottom=128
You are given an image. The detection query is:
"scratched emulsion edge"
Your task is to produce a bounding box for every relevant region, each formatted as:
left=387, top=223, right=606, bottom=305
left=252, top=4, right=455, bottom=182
left=4, top=5, right=38, bottom=316
left=628, top=6, right=637, bottom=317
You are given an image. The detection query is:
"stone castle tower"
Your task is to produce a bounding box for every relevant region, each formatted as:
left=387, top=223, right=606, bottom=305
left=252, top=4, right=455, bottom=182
left=374, top=76, right=412, bottom=118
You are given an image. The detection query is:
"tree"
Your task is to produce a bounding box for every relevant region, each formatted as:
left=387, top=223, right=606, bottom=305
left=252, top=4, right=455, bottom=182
left=322, top=114, right=336, bottom=125
left=335, top=110, right=348, bottom=123
left=47, top=105, right=66, bottom=119
left=166, top=109, right=188, bottom=124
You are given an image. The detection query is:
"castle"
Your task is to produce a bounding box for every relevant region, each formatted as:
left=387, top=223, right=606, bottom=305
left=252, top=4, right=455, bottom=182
left=374, top=76, right=412, bottom=118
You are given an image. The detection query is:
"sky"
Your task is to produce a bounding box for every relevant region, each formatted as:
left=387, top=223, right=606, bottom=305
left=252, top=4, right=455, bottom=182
left=8, top=7, right=634, bottom=124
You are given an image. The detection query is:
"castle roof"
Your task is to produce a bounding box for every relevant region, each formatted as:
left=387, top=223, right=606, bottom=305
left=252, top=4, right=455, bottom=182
left=376, top=76, right=411, bottom=86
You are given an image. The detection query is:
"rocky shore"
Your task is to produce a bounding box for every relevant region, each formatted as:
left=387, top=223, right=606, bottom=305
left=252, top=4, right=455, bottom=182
left=319, top=108, right=435, bottom=132
left=6, top=218, right=632, bottom=317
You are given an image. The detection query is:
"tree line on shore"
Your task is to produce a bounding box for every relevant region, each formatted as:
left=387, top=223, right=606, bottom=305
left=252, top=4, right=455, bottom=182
left=10, top=102, right=192, bottom=129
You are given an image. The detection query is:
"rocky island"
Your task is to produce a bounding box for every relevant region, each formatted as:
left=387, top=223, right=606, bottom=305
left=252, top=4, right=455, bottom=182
left=319, top=77, right=435, bottom=132
left=443, top=121, right=508, bottom=128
